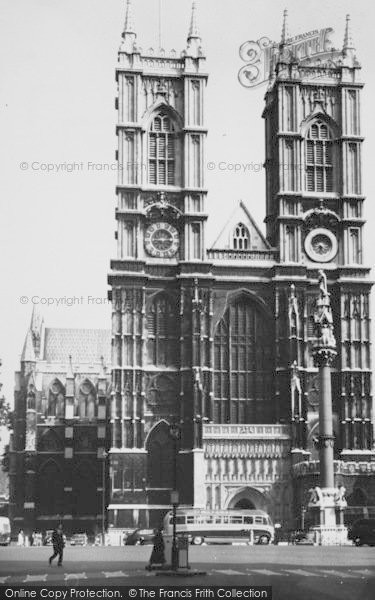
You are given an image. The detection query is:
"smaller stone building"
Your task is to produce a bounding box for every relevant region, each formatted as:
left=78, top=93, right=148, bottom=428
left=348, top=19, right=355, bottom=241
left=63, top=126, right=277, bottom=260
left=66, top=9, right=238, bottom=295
left=9, top=309, right=111, bottom=537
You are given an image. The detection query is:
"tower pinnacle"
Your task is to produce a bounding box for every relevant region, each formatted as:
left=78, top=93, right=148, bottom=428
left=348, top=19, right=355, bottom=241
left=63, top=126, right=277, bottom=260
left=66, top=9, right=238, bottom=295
left=280, top=9, right=289, bottom=45
left=343, top=14, right=355, bottom=52
left=121, top=0, right=137, bottom=53
left=187, top=1, right=200, bottom=40
left=186, top=1, right=203, bottom=57
left=21, top=330, right=36, bottom=363
left=123, top=0, right=135, bottom=34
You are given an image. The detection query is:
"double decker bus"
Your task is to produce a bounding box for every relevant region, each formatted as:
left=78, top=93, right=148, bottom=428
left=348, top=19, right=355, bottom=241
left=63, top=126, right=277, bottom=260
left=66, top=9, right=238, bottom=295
left=163, top=508, right=274, bottom=545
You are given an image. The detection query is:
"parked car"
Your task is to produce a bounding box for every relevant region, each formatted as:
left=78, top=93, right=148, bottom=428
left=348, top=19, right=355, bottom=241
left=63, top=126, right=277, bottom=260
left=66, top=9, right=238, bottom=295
left=348, top=519, right=375, bottom=546
left=0, top=517, right=11, bottom=546
left=69, top=533, right=88, bottom=546
left=124, top=528, right=154, bottom=545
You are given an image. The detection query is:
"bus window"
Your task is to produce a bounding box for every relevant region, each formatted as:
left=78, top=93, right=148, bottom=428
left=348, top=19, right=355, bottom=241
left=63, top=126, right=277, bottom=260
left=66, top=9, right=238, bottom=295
left=254, top=516, right=263, bottom=523
left=187, top=515, right=195, bottom=524
left=230, top=516, right=243, bottom=524
left=244, top=516, right=253, bottom=524
left=175, top=516, right=185, bottom=525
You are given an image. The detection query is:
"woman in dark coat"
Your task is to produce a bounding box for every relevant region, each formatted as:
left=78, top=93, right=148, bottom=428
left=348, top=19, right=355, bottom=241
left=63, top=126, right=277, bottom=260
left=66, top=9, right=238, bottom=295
left=146, top=529, right=165, bottom=570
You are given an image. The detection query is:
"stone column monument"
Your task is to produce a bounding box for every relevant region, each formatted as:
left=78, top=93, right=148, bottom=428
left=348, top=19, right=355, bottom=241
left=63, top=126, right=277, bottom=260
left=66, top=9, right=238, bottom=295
left=309, top=270, right=348, bottom=545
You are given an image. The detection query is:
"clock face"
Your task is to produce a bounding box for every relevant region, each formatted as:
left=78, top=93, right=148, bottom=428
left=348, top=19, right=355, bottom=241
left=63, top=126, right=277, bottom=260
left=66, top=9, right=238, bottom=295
left=144, top=222, right=179, bottom=258
left=304, top=228, right=338, bottom=263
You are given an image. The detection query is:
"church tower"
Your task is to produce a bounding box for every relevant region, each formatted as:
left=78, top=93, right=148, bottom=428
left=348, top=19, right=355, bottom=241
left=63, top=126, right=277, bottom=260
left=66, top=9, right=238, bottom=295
left=263, top=12, right=373, bottom=511
left=108, top=1, right=209, bottom=529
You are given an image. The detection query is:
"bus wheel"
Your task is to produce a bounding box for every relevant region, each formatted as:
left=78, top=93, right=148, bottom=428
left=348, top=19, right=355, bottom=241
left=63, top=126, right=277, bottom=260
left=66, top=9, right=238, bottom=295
left=192, top=536, right=204, bottom=545
left=258, top=535, right=270, bottom=545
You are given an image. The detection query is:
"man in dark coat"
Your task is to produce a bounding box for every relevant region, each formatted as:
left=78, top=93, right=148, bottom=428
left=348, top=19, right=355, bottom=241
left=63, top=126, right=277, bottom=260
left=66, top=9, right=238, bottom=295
left=48, top=524, right=65, bottom=567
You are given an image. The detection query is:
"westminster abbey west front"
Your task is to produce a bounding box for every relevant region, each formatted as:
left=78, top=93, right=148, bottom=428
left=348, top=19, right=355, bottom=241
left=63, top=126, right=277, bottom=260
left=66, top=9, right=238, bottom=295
left=107, top=4, right=375, bottom=531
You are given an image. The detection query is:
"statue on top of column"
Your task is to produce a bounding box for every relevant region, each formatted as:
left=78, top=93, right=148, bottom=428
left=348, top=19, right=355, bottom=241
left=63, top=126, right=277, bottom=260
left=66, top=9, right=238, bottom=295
left=313, top=270, right=336, bottom=350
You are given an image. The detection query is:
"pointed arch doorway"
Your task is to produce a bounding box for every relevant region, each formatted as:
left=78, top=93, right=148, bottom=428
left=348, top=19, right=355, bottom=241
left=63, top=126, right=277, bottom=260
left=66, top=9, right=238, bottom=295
left=234, top=498, right=256, bottom=510
left=145, top=420, right=174, bottom=489
left=226, top=487, right=267, bottom=511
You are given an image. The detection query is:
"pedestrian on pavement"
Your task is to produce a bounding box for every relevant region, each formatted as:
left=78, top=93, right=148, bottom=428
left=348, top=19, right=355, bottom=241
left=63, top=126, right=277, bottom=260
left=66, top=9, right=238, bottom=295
left=146, top=528, right=165, bottom=570
left=48, top=524, right=65, bottom=567
left=17, top=530, right=24, bottom=546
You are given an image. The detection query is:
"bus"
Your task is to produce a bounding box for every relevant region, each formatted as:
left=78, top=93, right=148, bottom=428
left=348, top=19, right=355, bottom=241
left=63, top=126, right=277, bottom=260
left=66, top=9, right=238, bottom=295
left=0, top=517, right=11, bottom=546
left=163, top=509, right=274, bottom=545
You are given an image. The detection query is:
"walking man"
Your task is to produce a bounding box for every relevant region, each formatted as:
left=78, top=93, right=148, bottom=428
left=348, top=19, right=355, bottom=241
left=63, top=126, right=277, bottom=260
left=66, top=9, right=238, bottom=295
left=48, top=524, right=65, bottom=567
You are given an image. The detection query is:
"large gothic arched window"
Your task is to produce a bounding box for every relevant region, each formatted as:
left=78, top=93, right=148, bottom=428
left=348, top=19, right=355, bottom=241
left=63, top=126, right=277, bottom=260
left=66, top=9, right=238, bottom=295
left=148, top=114, right=176, bottom=185
left=305, top=121, right=334, bottom=192
left=213, top=298, right=273, bottom=424
left=77, top=380, right=96, bottom=419
left=47, top=379, right=65, bottom=417
left=146, top=295, right=178, bottom=366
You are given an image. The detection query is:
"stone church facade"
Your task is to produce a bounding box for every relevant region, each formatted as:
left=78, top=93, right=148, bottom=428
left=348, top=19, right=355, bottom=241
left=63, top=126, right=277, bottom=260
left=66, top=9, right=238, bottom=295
left=10, top=5, right=375, bottom=536
left=107, top=5, right=374, bottom=531
left=9, top=311, right=111, bottom=535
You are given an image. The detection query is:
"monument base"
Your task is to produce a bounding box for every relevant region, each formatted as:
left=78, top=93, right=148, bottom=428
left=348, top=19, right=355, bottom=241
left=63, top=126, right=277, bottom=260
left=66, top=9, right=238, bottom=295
left=310, top=525, right=349, bottom=546
left=307, top=486, right=348, bottom=545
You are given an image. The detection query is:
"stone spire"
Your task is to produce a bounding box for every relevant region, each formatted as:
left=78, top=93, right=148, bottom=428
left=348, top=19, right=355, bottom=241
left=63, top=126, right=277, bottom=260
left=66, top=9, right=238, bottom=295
left=186, top=1, right=203, bottom=57
left=121, top=0, right=137, bottom=53
left=30, top=305, right=42, bottom=335
left=21, top=329, right=36, bottom=363
left=343, top=14, right=355, bottom=53
left=280, top=9, right=289, bottom=45
left=187, top=1, right=200, bottom=41
left=66, top=354, right=74, bottom=379
left=30, top=305, right=43, bottom=358
left=123, top=0, right=135, bottom=34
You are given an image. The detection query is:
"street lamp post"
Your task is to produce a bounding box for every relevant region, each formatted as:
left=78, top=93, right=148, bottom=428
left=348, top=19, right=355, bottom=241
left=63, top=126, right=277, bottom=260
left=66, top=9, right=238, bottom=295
left=101, top=451, right=107, bottom=546
left=169, top=423, right=180, bottom=571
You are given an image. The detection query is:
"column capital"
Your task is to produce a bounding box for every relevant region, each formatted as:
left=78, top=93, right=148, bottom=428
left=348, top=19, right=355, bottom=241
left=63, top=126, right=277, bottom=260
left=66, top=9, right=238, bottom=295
left=312, top=346, right=337, bottom=368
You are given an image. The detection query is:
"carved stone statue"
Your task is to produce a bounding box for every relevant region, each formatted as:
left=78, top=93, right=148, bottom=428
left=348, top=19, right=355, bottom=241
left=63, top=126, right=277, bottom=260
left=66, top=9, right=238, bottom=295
left=334, top=484, right=347, bottom=505
left=291, top=361, right=302, bottom=416
left=313, top=270, right=336, bottom=349
left=308, top=486, right=323, bottom=505
left=318, top=269, right=328, bottom=297
left=288, top=284, right=300, bottom=334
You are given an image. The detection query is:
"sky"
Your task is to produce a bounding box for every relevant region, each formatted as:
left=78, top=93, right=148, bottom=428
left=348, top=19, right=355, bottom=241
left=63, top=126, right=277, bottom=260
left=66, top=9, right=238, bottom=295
left=0, top=0, right=374, bottom=401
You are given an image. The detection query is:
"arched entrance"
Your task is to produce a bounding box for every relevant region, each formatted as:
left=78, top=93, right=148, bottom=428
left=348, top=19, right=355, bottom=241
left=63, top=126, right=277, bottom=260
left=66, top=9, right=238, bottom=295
left=226, top=487, right=267, bottom=511
left=145, top=420, right=174, bottom=489
left=234, top=498, right=255, bottom=510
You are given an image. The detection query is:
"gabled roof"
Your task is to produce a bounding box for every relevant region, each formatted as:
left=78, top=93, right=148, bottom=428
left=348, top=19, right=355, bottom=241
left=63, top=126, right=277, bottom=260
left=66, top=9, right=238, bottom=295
left=43, top=328, right=111, bottom=364
left=209, top=200, right=270, bottom=251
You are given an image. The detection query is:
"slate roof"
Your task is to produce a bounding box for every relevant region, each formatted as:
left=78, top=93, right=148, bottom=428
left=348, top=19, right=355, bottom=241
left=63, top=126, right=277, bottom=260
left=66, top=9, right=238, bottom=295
left=43, top=328, right=111, bottom=364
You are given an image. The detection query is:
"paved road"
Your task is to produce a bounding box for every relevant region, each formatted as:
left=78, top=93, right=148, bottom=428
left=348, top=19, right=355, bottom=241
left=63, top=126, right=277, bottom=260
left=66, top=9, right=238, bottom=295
left=0, top=545, right=374, bottom=600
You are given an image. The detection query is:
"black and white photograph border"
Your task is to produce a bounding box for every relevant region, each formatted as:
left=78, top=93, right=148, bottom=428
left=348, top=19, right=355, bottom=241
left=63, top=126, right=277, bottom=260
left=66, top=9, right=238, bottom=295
left=0, top=1, right=375, bottom=599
